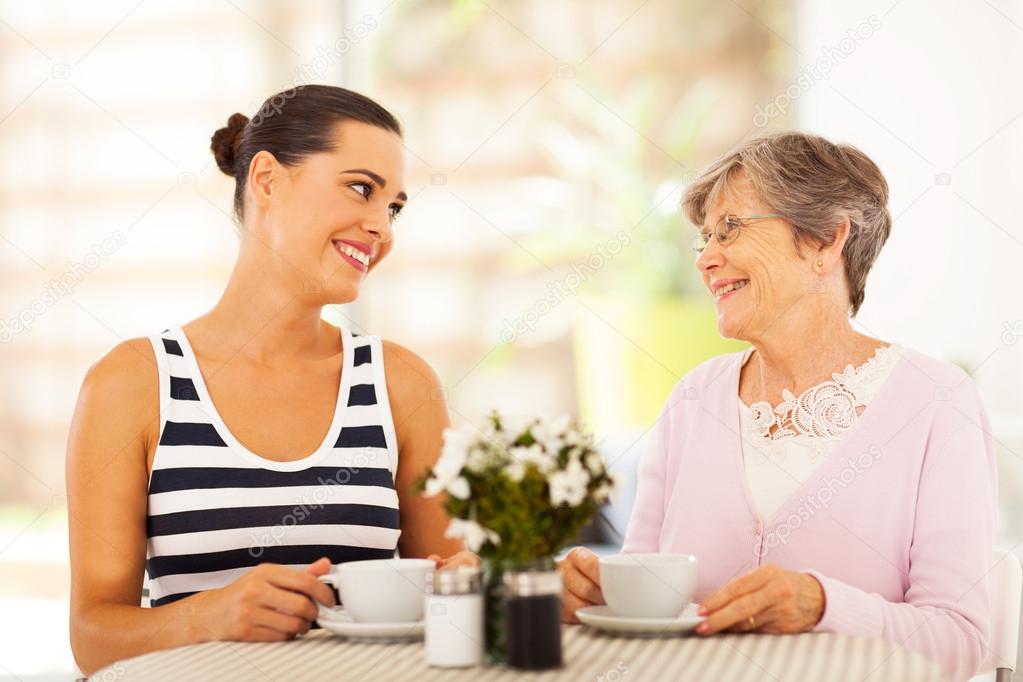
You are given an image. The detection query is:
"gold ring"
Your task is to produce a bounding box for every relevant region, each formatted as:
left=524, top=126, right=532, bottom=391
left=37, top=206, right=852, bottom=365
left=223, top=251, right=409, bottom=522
left=747, top=615, right=756, bottom=630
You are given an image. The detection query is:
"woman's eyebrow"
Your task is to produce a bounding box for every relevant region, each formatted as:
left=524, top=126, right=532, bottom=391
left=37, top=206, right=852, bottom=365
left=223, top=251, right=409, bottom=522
left=339, top=168, right=407, bottom=201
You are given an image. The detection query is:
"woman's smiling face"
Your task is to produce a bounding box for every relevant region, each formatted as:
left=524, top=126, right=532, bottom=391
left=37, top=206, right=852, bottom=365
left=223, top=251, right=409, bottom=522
left=248, top=119, right=407, bottom=304
left=695, top=171, right=816, bottom=341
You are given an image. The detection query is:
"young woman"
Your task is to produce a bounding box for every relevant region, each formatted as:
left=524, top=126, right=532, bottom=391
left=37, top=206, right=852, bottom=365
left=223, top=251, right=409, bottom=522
left=67, top=85, right=470, bottom=674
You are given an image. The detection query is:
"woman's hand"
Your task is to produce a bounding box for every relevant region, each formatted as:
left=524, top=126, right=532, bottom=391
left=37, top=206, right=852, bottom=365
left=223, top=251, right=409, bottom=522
left=427, top=551, right=480, bottom=569
left=558, top=547, right=605, bottom=623
left=196, top=557, right=336, bottom=642
left=696, top=564, right=825, bottom=635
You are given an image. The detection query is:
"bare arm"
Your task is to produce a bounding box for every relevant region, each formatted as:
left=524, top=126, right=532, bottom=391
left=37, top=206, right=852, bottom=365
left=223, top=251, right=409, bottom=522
left=67, top=339, right=335, bottom=675
left=67, top=338, right=201, bottom=673
left=383, top=340, right=465, bottom=560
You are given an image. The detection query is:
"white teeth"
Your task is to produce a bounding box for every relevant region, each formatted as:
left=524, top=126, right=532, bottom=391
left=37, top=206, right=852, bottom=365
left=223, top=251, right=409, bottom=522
left=337, top=242, right=369, bottom=266
left=714, top=280, right=749, bottom=298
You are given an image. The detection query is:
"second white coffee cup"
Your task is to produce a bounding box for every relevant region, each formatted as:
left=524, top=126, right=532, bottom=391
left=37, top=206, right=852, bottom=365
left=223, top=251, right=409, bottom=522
left=599, top=553, right=697, bottom=619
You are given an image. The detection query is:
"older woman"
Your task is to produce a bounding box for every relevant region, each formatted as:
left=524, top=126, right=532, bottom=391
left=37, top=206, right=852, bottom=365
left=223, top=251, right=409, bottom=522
left=560, top=132, right=998, bottom=681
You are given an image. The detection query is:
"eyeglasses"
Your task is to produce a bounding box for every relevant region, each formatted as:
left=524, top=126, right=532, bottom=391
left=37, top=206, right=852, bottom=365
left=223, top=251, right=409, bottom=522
left=692, top=213, right=785, bottom=255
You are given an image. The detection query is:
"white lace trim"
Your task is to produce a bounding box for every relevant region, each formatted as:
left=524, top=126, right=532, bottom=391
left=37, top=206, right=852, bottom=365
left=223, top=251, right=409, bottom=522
left=740, top=344, right=900, bottom=461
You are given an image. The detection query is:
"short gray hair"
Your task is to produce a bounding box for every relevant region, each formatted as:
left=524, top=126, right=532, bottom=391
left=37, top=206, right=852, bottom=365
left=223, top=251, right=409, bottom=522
left=682, top=131, right=892, bottom=316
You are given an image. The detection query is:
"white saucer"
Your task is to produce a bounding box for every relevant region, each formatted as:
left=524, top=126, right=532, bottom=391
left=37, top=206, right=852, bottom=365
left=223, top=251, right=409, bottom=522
left=316, top=607, right=424, bottom=642
left=576, top=603, right=706, bottom=635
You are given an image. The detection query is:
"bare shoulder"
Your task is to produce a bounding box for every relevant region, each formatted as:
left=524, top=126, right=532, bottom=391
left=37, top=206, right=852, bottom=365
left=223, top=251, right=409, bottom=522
left=72, top=336, right=160, bottom=456
left=82, top=337, right=158, bottom=399
left=380, top=339, right=443, bottom=398
left=379, top=339, right=449, bottom=444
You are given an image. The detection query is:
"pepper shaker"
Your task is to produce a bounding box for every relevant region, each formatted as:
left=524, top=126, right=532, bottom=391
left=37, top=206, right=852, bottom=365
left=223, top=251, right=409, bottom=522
left=503, top=567, right=563, bottom=670
left=425, top=567, right=483, bottom=668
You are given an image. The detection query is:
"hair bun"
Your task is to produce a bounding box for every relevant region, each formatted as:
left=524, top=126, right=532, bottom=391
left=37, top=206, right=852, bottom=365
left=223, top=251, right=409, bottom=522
left=210, top=113, right=249, bottom=177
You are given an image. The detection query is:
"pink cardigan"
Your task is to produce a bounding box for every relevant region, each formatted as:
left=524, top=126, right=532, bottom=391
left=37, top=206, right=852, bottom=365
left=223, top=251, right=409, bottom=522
left=623, top=348, right=999, bottom=681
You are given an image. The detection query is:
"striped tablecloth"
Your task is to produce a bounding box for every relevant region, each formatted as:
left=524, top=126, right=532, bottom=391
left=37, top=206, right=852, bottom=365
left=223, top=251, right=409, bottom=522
left=89, top=627, right=947, bottom=681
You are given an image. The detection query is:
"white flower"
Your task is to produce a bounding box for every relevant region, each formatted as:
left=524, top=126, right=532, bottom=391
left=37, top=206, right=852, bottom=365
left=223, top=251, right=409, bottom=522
left=548, top=458, right=591, bottom=507
left=564, top=429, right=585, bottom=447
left=499, top=414, right=535, bottom=445
left=510, top=443, right=554, bottom=473
left=440, top=423, right=477, bottom=466
left=504, top=461, right=526, bottom=482
left=424, top=473, right=470, bottom=500
left=594, top=471, right=621, bottom=503
left=423, top=423, right=476, bottom=499
left=447, top=476, right=470, bottom=499
left=445, top=518, right=500, bottom=552
left=532, top=414, right=572, bottom=455
left=465, top=445, right=492, bottom=474
left=584, top=451, right=605, bottom=477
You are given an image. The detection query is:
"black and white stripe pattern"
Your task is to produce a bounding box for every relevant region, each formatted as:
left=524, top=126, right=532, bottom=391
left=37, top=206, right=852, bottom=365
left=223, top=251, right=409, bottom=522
left=144, top=326, right=401, bottom=608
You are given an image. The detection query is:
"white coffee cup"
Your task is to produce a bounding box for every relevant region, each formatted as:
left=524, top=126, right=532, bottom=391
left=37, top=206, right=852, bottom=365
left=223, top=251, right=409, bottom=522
left=599, top=553, right=698, bottom=619
left=320, top=558, right=434, bottom=623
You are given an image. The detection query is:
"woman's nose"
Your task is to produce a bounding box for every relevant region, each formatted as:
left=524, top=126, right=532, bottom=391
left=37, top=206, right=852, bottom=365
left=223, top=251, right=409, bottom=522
left=696, top=238, right=724, bottom=273
left=363, top=211, right=393, bottom=244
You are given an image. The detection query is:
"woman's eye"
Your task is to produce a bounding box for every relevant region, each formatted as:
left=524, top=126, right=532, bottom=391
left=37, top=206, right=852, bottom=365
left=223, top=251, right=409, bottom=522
left=389, top=205, right=403, bottom=221
left=350, top=182, right=371, bottom=199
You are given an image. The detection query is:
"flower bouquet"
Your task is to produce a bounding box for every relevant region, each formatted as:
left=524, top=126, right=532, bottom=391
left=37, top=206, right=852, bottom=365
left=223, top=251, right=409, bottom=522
left=418, top=412, right=616, bottom=661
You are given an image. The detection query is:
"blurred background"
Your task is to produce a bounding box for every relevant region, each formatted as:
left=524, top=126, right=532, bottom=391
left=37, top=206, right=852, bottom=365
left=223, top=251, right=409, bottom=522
left=1, top=0, right=1021, bottom=676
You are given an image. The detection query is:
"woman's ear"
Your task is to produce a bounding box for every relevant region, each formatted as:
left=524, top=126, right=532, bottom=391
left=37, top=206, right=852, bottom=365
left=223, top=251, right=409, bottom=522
left=247, top=150, right=277, bottom=213
left=817, top=216, right=851, bottom=272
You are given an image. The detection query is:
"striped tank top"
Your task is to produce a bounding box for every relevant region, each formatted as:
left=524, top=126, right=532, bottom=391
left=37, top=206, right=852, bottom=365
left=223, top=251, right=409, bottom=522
left=144, top=325, right=401, bottom=607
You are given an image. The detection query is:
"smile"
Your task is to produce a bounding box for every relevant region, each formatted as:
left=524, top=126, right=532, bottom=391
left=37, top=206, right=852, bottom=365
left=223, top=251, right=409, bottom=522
left=332, top=240, right=371, bottom=271
left=713, top=279, right=749, bottom=300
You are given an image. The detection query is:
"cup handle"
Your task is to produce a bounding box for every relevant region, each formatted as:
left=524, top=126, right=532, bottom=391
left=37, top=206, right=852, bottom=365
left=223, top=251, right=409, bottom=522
left=317, top=574, right=342, bottom=612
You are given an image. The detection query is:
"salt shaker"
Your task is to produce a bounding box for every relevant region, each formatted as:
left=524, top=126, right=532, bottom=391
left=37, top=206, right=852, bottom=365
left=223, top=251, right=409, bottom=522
left=503, top=567, right=563, bottom=670
left=425, top=567, right=483, bottom=668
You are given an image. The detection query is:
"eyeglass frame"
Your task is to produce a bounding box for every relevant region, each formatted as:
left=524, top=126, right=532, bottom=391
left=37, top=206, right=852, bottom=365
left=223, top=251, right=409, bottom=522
left=692, top=213, right=786, bottom=255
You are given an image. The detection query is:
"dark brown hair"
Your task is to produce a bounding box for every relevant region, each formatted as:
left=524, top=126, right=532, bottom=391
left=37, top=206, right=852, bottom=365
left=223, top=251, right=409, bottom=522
left=210, top=85, right=402, bottom=221
left=682, top=131, right=891, bottom=317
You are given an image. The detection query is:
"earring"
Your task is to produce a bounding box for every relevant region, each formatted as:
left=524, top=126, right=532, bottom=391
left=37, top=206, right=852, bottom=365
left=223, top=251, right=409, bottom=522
left=816, top=259, right=823, bottom=270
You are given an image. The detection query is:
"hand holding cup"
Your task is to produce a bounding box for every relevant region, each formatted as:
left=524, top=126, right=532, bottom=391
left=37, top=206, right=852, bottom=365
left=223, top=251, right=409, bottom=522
left=558, top=547, right=605, bottom=623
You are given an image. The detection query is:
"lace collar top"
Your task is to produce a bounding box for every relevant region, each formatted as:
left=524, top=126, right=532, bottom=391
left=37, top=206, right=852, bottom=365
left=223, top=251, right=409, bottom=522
left=739, top=344, right=901, bottom=460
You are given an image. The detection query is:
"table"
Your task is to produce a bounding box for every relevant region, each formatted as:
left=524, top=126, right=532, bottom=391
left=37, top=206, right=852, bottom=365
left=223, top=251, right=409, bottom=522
left=89, top=627, right=947, bottom=681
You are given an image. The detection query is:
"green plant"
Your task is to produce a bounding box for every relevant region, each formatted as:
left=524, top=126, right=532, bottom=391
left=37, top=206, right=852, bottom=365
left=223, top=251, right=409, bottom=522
left=416, top=412, right=615, bottom=564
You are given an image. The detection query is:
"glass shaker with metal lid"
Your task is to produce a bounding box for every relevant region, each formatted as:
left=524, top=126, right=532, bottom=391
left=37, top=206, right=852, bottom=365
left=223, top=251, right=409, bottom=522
left=425, top=567, right=484, bottom=668
left=503, top=566, right=563, bottom=670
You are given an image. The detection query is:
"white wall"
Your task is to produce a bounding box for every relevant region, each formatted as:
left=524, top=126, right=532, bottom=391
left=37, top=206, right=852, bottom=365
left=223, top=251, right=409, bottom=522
left=791, top=0, right=1023, bottom=415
